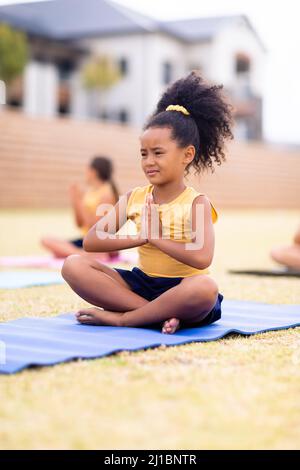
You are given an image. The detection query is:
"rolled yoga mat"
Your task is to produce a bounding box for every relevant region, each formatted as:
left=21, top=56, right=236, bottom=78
left=229, top=268, right=300, bottom=278
left=0, top=270, right=65, bottom=289
left=0, top=251, right=138, bottom=270
left=0, top=255, right=138, bottom=288
left=0, top=256, right=65, bottom=269
left=0, top=299, right=299, bottom=374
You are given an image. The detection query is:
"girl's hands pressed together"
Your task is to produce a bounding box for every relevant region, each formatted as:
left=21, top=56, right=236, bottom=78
left=140, top=193, right=163, bottom=241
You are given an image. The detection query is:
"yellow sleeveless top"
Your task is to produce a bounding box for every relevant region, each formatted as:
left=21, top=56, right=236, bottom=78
left=123, top=183, right=218, bottom=278
left=81, top=182, right=114, bottom=236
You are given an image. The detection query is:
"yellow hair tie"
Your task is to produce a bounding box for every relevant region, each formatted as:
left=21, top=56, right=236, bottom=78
left=165, top=104, right=190, bottom=116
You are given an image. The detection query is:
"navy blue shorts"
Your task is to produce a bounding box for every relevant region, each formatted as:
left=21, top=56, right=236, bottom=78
left=70, top=238, right=83, bottom=248
left=114, top=266, right=223, bottom=328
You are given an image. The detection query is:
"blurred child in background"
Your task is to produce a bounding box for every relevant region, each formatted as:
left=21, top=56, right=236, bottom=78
left=270, top=223, right=300, bottom=271
left=41, top=156, right=120, bottom=260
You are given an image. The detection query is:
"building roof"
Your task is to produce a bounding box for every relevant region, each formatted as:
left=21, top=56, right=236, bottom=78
left=159, top=14, right=267, bottom=51
left=0, top=0, right=158, bottom=39
left=0, top=0, right=266, bottom=50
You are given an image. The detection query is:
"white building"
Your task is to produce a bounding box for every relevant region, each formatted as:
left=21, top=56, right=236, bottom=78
left=0, top=0, right=267, bottom=139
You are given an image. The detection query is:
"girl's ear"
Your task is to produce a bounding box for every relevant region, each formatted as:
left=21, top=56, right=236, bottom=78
left=183, top=145, right=195, bottom=166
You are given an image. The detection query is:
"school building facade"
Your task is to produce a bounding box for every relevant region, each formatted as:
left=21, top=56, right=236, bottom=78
left=0, top=0, right=266, bottom=140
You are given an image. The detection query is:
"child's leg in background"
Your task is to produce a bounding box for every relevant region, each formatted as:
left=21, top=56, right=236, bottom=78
left=41, top=237, right=108, bottom=260
left=270, top=244, right=300, bottom=270
left=41, top=237, right=84, bottom=258
left=62, top=254, right=149, bottom=312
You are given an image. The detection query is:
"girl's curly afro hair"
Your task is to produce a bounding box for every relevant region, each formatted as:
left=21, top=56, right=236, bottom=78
left=143, top=70, right=234, bottom=176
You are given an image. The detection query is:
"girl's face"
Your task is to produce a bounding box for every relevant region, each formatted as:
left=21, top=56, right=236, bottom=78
left=139, top=127, right=194, bottom=184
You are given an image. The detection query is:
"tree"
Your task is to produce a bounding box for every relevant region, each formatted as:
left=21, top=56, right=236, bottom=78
left=0, top=23, right=28, bottom=85
left=82, top=54, right=121, bottom=90
left=81, top=54, right=122, bottom=118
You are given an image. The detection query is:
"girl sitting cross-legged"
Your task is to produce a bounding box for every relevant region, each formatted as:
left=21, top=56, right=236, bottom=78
left=61, top=71, right=234, bottom=334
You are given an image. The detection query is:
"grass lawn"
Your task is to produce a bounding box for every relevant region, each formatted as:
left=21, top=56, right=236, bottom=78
left=0, top=208, right=299, bottom=450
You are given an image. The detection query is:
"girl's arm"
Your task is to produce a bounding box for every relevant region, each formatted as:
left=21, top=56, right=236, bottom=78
left=70, top=184, right=116, bottom=230
left=83, top=190, right=147, bottom=252
left=82, top=193, right=116, bottom=229
left=148, top=194, right=215, bottom=270
left=69, top=184, right=85, bottom=228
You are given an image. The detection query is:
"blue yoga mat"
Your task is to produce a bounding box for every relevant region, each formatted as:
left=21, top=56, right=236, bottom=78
left=0, top=299, right=300, bottom=374
left=0, top=270, right=65, bottom=289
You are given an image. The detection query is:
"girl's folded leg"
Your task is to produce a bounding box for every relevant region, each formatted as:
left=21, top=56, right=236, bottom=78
left=62, top=254, right=149, bottom=312
left=76, top=274, right=219, bottom=333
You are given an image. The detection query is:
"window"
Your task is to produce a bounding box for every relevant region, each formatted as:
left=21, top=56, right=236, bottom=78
left=119, top=57, right=128, bottom=76
left=119, top=109, right=129, bottom=123
left=57, top=59, right=75, bottom=81
left=7, top=98, right=22, bottom=108
left=6, top=76, right=22, bottom=108
left=234, top=53, right=252, bottom=99
left=235, top=53, right=250, bottom=74
left=58, top=102, right=70, bottom=115
left=100, top=110, right=109, bottom=121
left=162, top=61, right=172, bottom=85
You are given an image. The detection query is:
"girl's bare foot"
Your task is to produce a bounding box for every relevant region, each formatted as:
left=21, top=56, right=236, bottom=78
left=162, top=318, right=181, bottom=334
left=76, top=308, right=181, bottom=334
left=75, top=307, right=122, bottom=326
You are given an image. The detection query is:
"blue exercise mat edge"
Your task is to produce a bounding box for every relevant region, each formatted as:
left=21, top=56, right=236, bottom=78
left=0, top=299, right=300, bottom=374
left=0, top=270, right=65, bottom=289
